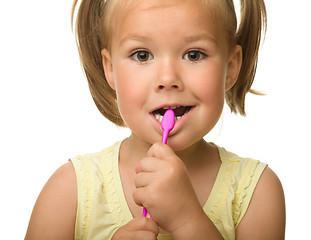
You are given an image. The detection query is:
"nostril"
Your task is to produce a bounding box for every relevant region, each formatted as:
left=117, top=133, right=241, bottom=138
left=157, top=84, right=179, bottom=90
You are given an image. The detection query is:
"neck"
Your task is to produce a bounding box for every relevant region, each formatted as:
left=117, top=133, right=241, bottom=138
left=174, top=139, right=207, bottom=167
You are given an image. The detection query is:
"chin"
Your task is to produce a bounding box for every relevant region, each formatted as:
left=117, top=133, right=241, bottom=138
left=166, top=134, right=204, bottom=153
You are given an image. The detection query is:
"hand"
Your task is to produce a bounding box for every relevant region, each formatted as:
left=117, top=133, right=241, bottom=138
left=111, top=217, right=159, bottom=240
left=133, top=143, right=203, bottom=234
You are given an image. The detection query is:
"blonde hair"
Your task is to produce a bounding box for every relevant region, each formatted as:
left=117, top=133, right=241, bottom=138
left=71, top=0, right=267, bottom=126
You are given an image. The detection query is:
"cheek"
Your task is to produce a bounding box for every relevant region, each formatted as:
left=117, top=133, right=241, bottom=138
left=114, top=63, right=139, bottom=100
left=113, top=64, right=150, bottom=123
left=115, top=85, right=140, bottom=128
left=190, top=65, right=226, bottom=104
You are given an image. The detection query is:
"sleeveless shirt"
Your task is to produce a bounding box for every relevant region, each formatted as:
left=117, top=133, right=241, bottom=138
left=70, top=141, right=267, bottom=240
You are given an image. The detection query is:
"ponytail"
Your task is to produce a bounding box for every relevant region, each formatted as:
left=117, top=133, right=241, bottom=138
left=226, top=0, right=267, bottom=115
left=71, top=0, right=125, bottom=126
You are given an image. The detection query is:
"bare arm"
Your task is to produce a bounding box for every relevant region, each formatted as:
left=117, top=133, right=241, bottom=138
left=25, top=162, right=77, bottom=240
left=236, top=167, right=286, bottom=240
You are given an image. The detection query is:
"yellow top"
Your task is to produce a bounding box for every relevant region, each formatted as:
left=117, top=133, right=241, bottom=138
left=70, top=141, right=267, bottom=240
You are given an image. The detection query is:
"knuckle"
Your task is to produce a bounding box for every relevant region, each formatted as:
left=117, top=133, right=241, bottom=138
left=165, top=162, right=176, bottom=177
left=146, top=187, right=161, bottom=206
left=111, top=227, right=128, bottom=240
left=138, top=218, right=158, bottom=238
left=155, top=142, right=164, bottom=148
left=134, top=173, right=141, bottom=187
left=132, top=189, right=141, bottom=205
left=143, top=232, right=157, bottom=240
left=139, top=216, right=150, bottom=227
left=148, top=142, right=162, bottom=154
left=140, top=157, right=151, bottom=171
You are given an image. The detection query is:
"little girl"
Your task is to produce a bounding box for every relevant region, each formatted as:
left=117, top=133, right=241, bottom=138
left=26, top=0, right=286, bottom=239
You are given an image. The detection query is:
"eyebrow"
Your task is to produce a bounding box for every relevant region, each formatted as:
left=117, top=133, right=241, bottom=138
left=119, top=34, right=151, bottom=46
left=119, top=33, right=218, bottom=47
left=183, top=33, right=218, bottom=46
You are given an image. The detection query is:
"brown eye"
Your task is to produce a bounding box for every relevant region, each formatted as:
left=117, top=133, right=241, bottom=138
left=132, top=51, right=153, bottom=62
left=184, top=50, right=206, bottom=62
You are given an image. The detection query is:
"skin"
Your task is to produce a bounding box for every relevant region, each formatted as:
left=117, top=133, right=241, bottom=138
left=26, top=1, right=285, bottom=239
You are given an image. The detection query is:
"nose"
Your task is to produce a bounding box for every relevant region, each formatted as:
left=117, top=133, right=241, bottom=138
left=154, top=59, right=184, bottom=91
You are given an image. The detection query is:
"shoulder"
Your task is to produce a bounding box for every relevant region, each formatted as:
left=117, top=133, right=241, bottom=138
left=236, top=166, right=286, bottom=240
left=25, top=162, right=77, bottom=239
left=70, top=142, right=121, bottom=166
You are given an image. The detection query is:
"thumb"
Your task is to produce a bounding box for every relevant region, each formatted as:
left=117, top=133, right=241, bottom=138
left=135, top=164, right=141, bottom=174
left=147, top=142, right=175, bottom=158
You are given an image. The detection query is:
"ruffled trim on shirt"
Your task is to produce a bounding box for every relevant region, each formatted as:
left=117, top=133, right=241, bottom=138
left=70, top=155, right=94, bottom=240
left=101, top=144, right=127, bottom=227
left=233, top=159, right=260, bottom=225
left=204, top=160, right=237, bottom=240
left=234, top=159, right=267, bottom=226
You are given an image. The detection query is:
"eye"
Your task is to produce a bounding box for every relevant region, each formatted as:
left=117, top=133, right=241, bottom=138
left=184, top=50, right=206, bottom=62
left=131, top=50, right=153, bottom=62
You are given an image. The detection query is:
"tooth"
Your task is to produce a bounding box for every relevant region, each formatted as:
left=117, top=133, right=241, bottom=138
left=155, top=113, right=161, bottom=121
left=170, top=106, right=177, bottom=109
left=177, top=116, right=182, bottom=121
left=163, top=107, right=169, bottom=110
left=159, top=115, right=163, bottom=123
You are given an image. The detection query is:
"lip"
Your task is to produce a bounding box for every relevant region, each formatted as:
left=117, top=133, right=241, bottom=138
left=149, top=105, right=196, bottom=135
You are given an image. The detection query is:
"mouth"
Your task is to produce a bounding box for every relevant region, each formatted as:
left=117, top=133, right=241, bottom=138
left=152, top=106, right=193, bottom=123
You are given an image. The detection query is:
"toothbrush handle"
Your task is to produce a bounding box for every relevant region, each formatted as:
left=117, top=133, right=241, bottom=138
left=161, top=130, right=169, bottom=144
left=143, top=207, right=148, bottom=217
left=143, top=130, right=169, bottom=218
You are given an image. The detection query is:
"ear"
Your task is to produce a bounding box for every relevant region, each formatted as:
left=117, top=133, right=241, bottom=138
left=225, top=45, right=242, bottom=91
left=101, top=49, right=116, bottom=90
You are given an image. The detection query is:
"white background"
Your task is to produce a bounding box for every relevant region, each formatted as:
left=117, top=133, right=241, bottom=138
left=1, top=0, right=310, bottom=238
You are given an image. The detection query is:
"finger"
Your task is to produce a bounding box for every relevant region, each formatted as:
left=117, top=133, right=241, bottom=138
left=124, top=217, right=159, bottom=236
left=135, top=172, right=153, bottom=188
left=133, top=187, right=149, bottom=208
left=133, top=187, right=144, bottom=207
left=135, top=217, right=159, bottom=236
left=139, top=157, right=160, bottom=173
left=133, top=231, right=158, bottom=240
left=113, top=228, right=157, bottom=240
left=147, top=142, right=175, bottom=159
left=135, top=164, right=140, bottom=174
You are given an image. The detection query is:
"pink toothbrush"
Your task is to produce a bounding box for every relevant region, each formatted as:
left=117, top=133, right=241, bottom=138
left=161, top=109, right=175, bottom=144
left=143, top=109, right=175, bottom=217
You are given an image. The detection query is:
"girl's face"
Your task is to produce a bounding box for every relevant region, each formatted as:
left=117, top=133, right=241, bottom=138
left=102, top=1, right=241, bottom=152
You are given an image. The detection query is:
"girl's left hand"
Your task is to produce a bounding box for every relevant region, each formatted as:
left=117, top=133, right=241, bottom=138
left=133, top=142, right=204, bottom=234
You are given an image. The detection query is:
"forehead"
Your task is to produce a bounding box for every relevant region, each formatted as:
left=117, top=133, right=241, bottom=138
left=108, top=0, right=226, bottom=46
left=104, top=0, right=227, bottom=38
left=113, top=0, right=221, bottom=24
